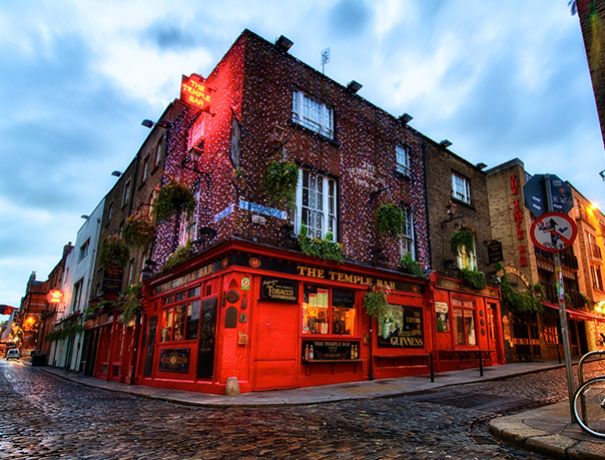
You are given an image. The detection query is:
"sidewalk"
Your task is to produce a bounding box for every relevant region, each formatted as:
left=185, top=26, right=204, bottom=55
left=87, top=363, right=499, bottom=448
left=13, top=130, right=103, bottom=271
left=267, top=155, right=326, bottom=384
left=34, top=360, right=605, bottom=458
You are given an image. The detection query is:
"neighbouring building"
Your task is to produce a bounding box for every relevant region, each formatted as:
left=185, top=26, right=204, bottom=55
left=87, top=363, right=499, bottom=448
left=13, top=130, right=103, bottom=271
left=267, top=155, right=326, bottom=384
left=424, top=141, right=504, bottom=371
left=16, top=271, right=49, bottom=355
left=50, top=200, right=104, bottom=371
left=576, top=0, right=605, bottom=147
left=486, top=159, right=604, bottom=362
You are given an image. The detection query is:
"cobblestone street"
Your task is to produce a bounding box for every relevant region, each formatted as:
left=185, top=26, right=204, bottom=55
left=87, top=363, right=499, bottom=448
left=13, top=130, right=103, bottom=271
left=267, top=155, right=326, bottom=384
left=2, top=360, right=601, bottom=459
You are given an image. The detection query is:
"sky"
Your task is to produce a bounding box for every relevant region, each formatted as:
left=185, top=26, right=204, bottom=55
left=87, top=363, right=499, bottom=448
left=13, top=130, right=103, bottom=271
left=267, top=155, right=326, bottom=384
left=1, top=0, right=603, bottom=314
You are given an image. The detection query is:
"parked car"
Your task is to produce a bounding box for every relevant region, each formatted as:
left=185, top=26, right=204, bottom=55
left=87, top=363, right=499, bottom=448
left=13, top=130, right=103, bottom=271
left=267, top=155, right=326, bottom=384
left=6, top=348, right=20, bottom=360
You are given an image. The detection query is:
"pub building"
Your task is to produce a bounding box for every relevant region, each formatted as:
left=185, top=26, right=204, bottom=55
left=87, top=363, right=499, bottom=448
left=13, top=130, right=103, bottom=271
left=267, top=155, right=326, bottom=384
left=130, top=29, right=504, bottom=394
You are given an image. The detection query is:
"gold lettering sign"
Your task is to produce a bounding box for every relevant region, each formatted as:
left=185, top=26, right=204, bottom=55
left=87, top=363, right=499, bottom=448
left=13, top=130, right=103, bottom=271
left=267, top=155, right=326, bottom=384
left=297, top=265, right=396, bottom=290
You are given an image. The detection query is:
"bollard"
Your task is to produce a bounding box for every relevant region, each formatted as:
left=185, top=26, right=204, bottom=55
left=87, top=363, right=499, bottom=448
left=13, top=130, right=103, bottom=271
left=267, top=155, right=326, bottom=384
left=225, top=376, right=240, bottom=396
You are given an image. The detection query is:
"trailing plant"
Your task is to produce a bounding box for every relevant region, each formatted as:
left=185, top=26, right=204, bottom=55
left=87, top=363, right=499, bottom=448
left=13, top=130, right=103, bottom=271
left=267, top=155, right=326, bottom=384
left=100, top=235, right=129, bottom=267
left=46, top=331, right=59, bottom=342
left=460, top=269, right=486, bottom=290
left=363, top=290, right=392, bottom=319
left=119, top=283, right=142, bottom=323
left=376, top=203, right=404, bottom=237
left=533, top=283, right=546, bottom=300
left=500, top=275, right=543, bottom=315
left=298, top=227, right=343, bottom=262
left=153, top=181, right=196, bottom=221
left=123, top=215, right=156, bottom=249
left=263, top=161, right=298, bottom=207
left=161, top=241, right=194, bottom=272
left=450, top=228, right=474, bottom=255
left=399, top=252, right=424, bottom=277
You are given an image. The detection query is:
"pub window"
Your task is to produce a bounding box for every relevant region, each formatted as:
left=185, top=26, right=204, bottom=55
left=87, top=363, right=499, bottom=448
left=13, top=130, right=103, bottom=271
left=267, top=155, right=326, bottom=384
left=395, top=145, right=410, bottom=176
left=154, top=136, right=164, bottom=168
left=400, top=205, right=415, bottom=260
left=377, top=304, right=424, bottom=348
left=122, top=178, right=132, bottom=207
left=452, top=298, right=476, bottom=346
left=451, top=173, right=471, bottom=204
left=292, top=90, right=334, bottom=139
left=455, top=232, right=477, bottom=271
left=160, top=285, right=201, bottom=342
left=295, top=168, right=338, bottom=240
left=302, top=285, right=355, bottom=336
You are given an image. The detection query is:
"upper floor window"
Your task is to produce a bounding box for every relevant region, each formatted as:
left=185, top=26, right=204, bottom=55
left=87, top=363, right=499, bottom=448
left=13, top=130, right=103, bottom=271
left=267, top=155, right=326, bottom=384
left=587, top=232, right=602, bottom=259
left=395, top=145, right=410, bottom=176
left=154, top=136, right=164, bottom=168
left=106, top=202, right=113, bottom=226
left=142, top=156, right=150, bottom=183
left=72, top=278, right=84, bottom=313
left=292, top=90, right=334, bottom=139
left=591, top=265, right=604, bottom=291
left=122, top=179, right=132, bottom=207
left=452, top=173, right=471, bottom=204
left=295, top=169, right=337, bottom=240
left=78, top=239, right=90, bottom=263
left=400, top=206, right=415, bottom=260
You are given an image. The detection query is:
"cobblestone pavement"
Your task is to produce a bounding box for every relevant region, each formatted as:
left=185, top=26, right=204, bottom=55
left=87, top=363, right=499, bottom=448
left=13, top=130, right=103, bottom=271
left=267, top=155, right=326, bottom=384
left=1, top=360, right=603, bottom=459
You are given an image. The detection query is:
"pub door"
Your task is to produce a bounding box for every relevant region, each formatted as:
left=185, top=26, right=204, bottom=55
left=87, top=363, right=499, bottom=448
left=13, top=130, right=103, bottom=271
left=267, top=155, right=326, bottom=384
left=253, top=301, right=298, bottom=390
left=486, top=302, right=499, bottom=364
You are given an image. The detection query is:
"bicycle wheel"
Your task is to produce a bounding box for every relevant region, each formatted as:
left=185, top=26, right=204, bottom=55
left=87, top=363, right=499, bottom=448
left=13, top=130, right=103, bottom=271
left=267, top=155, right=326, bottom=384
left=573, top=377, right=605, bottom=437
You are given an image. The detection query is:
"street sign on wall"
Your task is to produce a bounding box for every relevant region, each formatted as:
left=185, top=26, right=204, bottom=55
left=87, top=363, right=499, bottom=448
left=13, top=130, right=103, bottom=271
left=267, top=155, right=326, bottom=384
left=530, top=212, right=577, bottom=252
left=523, top=174, right=573, bottom=217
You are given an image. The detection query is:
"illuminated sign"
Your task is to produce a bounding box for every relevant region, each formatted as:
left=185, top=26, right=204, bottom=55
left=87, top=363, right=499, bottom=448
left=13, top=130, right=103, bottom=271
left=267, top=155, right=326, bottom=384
left=180, top=74, right=212, bottom=112
left=47, top=289, right=63, bottom=304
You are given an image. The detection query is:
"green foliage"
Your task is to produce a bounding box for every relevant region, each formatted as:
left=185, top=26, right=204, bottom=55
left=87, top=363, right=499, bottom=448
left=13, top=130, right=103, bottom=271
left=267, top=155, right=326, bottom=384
left=100, top=235, right=129, bottom=268
left=376, top=203, right=404, bottom=237
left=399, top=252, right=424, bottom=277
left=298, top=227, right=343, bottom=262
left=363, top=291, right=392, bottom=319
left=119, top=283, right=142, bottom=323
left=153, top=181, right=196, bottom=221
left=460, top=269, right=486, bottom=290
left=263, top=161, right=298, bottom=208
left=123, top=215, right=156, bottom=249
left=161, top=241, right=194, bottom=272
left=450, top=228, right=474, bottom=255
left=500, top=275, right=543, bottom=315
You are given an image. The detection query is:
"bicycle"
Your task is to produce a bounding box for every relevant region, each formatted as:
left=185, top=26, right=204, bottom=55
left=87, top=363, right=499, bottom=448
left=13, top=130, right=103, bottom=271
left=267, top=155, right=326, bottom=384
left=573, top=349, right=605, bottom=437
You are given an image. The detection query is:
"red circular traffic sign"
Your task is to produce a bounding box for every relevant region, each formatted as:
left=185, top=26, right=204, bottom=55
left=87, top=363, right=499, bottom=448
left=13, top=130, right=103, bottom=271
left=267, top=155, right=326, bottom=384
left=530, top=212, right=577, bottom=253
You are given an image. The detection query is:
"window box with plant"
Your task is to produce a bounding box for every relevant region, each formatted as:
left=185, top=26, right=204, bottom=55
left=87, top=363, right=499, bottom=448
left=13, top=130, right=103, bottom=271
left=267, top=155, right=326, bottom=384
left=298, top=226, right=343, bottom=262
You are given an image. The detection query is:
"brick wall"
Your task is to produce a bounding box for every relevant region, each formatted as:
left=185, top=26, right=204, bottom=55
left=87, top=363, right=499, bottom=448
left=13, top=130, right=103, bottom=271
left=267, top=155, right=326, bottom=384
left=425, top=142, right=492, bottom=272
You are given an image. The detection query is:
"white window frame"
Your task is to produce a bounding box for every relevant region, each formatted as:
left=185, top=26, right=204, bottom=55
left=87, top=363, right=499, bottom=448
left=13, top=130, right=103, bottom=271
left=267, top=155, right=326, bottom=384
left=292, top=90, right=334, bottom=139
left=72, top=278, right=84, bottom=313
left=78, top=239, right=90, bottom=263
left=400, top=206, right=415, bottom=260
left=294, top=168, right=337, bottom=240
left=395, top=145, right=410, bottom=176
left=452, top=173, right=471, bottom=204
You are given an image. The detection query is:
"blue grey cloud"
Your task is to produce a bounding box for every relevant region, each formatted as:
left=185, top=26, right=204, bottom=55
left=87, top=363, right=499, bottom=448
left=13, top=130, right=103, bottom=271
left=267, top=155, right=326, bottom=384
left=329, top=0, right=370, bottom=37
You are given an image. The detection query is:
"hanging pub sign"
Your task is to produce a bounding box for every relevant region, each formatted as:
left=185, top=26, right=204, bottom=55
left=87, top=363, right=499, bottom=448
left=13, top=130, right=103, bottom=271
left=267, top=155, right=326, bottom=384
left=377, top=305, right=424, bottom=348
left=260, top=277, right=299, bottom=303
left=180, top=74, right=212, bottom=113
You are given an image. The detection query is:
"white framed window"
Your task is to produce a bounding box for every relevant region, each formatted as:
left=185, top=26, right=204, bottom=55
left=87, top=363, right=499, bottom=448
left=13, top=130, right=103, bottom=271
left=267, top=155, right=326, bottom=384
left=295, top=169, right=337, bottom=240
left=395, top=145, right=410, bottom=176
left=400, top=206, right=415, bottom=260
left=78, top=239, right=90, bottom=263
left=292, top=90, right=334, bottom=139
left=127, top=259, right=136, bottom=285
left=452, top=173, right=471, bottom=204
left=72, top=279, right=84, bottom=313
left=456, top=233, right=477, bottom=271
left=178, top=187, right=200, bottom=247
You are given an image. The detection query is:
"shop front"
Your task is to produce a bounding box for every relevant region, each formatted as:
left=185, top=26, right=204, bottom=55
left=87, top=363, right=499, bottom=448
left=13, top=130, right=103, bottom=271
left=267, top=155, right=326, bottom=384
left=135, top=241, right=433, bottom=394
left=429, top=273, right=505, bottom=372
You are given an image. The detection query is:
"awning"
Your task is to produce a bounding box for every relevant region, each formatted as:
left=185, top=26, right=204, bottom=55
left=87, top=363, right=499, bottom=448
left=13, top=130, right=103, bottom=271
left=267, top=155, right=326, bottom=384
left=541, top=302, right=605, bottom=321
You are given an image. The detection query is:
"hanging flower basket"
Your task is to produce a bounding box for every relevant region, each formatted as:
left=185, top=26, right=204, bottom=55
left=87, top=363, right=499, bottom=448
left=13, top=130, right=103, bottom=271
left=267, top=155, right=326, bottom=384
left=450, top=228, right=474, bottom=254
left=263, top=161, right=298, bottom=207
left=123, top=215, right=156, bottom=249
left=119, top=283, right=142, bottom=323
left=100, top=235, right=129, bottom=267
left=153, top=181, right=196, bottom=221
left=363, top=290, right=392, bottom=319
left=376, top=203, right=404, bottom=237
left=298, top=227, right=343, bottom=262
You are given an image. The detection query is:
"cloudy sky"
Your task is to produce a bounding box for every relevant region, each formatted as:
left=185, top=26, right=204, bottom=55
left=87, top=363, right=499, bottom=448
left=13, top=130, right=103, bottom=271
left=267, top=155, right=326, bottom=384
left=0, top=0, right=602, bottom=312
